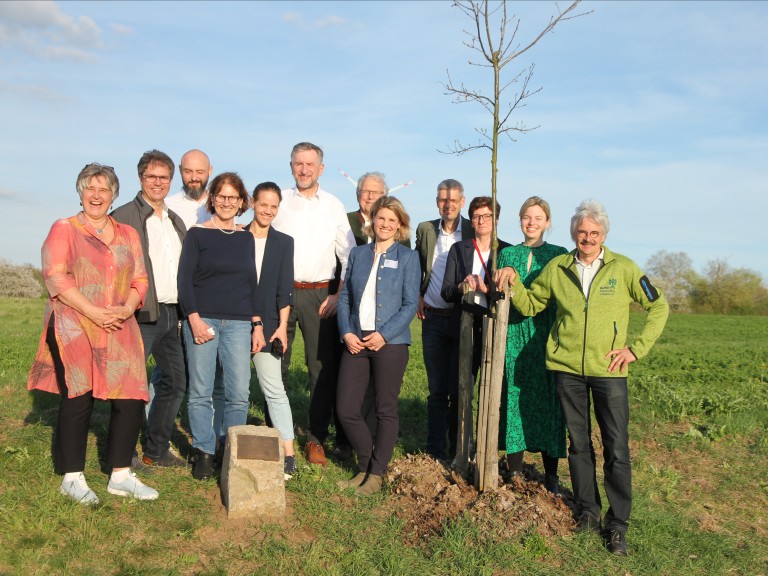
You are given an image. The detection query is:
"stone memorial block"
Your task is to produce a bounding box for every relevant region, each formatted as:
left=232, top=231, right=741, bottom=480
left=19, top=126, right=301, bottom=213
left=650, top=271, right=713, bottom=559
left=221, top=425, right=285, bottom=518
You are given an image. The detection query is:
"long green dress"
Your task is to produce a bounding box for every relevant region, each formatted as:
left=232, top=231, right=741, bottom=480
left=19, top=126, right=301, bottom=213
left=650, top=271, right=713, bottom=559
left=498, top=242, right=568, bottom=458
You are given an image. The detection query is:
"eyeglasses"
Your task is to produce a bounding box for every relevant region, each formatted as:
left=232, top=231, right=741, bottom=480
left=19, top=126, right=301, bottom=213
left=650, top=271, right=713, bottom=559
left=576, top=230, right=602, bottom=239
left=471, top=214, right=493, bottom=223
left=214, top=194, right=242, bottom=205
left=142, top=174, right=171, bottom=184
left=360, top=189, right=385, bottom=197
left=437, top=197, right=461, bottom=205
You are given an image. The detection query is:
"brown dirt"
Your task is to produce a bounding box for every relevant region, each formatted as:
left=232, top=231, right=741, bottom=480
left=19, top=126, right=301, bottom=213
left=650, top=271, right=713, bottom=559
left=384, top=453, right=577, bottom=547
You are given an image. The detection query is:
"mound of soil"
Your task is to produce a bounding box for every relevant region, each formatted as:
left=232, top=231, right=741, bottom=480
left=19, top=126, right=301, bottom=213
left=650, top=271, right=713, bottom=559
left=385, top=453, right=576, bottom=546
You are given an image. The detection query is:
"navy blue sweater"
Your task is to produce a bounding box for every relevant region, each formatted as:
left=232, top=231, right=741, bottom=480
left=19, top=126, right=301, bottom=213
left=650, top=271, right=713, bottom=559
left=178, top=228, right=260, bottom=321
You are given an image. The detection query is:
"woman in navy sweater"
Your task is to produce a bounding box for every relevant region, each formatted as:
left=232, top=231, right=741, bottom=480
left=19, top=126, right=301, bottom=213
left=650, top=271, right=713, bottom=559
left=336, top=196, right=420, bottom=495
left=178, top=172, right=264, bottom=480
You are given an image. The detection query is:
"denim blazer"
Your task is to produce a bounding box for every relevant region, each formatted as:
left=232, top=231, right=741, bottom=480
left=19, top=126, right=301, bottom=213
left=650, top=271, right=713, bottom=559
left=337, top=242, right=420, bottom=345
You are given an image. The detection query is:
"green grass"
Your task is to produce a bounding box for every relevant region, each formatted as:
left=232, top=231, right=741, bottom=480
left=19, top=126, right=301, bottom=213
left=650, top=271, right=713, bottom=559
left=1, top=298, right=767, bottom=575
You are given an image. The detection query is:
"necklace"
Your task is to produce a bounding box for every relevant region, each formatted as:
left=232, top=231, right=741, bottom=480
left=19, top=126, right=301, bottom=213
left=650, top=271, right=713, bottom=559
left=210, top=215, right=236, bottom=235
left=82, top=213, right=108, bottom=235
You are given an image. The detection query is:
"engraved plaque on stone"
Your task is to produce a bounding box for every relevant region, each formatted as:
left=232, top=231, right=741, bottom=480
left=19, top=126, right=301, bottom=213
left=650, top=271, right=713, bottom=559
left=237, top=435, right=280, bottom=461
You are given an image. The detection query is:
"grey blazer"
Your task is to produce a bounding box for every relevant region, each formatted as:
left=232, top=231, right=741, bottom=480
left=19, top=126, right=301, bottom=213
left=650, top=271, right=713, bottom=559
left=414, top=217, right=474, bottom=295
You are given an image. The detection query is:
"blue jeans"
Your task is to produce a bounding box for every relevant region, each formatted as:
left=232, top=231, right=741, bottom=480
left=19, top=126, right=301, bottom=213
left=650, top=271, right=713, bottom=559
left=139, top=304, right=187, bottom=460
left=252, top=351, right=294, bottom=443
left=422, top=312, right=459, bottom=460
left=555, top=372, right=632, bottom=533
left=184, top=318, right=252, bottom=455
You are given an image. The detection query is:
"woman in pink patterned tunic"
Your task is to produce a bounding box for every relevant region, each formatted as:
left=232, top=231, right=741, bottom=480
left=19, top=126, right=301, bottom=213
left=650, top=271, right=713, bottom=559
left=28, top=163, right=159, bottom=504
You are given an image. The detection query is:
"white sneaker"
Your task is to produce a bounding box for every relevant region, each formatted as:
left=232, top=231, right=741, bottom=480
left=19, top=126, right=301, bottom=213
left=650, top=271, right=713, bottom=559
left=107, top=471, right=159, bottom=501
left=60, top=473, right=99, bottom=505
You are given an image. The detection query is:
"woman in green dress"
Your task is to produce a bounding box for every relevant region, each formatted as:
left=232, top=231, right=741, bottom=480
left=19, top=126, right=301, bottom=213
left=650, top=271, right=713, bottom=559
left=498, top=196, right=568, bottom=493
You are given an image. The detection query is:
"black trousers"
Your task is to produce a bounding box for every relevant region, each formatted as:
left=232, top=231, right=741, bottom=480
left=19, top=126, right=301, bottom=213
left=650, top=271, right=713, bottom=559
left=47, top=320, right=144, bottom=474
left=281, top=286, right=346, bottom=445
left=336, top=342, right=409, bottom=476
left=555, top=372, right=632, bottom=533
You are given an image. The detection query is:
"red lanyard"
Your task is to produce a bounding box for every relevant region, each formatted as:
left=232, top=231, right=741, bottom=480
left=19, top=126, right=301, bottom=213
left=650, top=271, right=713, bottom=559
left=472, top=239, right=490, bottom=280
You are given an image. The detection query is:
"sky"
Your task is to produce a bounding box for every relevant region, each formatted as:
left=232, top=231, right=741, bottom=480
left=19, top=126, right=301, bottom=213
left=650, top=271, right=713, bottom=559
left=1, top=0, right=766, bottom=279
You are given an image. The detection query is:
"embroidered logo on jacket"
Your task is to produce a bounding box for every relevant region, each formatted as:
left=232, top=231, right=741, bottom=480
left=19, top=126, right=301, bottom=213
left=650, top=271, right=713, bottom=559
left=599, top=277, right=618, bottom=296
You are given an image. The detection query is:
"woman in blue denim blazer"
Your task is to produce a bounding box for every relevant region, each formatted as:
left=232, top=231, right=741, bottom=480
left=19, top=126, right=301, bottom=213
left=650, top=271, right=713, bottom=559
left=336, top=196, right=420, bottom=495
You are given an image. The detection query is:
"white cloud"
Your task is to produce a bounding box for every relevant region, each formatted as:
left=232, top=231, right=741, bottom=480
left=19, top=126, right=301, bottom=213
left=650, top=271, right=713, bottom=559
left=0, top=79, right=70, bottom=102
left=281, top=10, right=352, bottom=30
left=0, top=0, right=101, bottom=59
left=109, top=22, right=133, bottom=37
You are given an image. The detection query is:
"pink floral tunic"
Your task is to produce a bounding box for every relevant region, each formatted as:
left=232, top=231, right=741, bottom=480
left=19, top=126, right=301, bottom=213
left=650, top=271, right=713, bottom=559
left=27, top=215, right=150, bottom=401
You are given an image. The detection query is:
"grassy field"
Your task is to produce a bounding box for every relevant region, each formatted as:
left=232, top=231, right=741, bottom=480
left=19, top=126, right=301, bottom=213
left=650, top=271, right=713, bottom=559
left=0, top=297, right=766, bottom=575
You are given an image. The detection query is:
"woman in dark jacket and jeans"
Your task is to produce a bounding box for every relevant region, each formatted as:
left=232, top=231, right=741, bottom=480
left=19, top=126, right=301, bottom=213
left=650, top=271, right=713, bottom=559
left=336, top=196, right=420, bottom=495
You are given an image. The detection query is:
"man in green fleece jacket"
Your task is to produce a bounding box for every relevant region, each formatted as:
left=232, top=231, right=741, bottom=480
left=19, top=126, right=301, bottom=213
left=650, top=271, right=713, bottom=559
left=497, top=199, right=669, bottom=556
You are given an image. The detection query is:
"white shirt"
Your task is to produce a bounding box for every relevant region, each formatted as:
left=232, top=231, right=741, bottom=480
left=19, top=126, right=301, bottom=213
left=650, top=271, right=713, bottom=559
left=471, top=247, right=491, bottom=308
left=146, top=208, right=182, bottom=304
left=254, top=237, right=267, bottom=282
left=165, top=190, right=212, bottom=230
left=272, top=186, right=354, bottom=282
left=359, top=251, right=384, bottom=330
left=575, top=248, right=605, bottom=300
left=424, top=219, right=463, bottom=309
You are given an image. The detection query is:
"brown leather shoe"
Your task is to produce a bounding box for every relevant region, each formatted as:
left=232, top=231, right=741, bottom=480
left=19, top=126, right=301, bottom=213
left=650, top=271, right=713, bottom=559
left=304, top=441, right=327, bottom=467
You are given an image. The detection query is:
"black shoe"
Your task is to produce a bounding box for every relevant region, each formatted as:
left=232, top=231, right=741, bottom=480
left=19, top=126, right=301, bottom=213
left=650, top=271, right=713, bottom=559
left=544, top=473, right=559, bottom=495
left=284, top=455, right=297, bottom=479
left=607, top=530, right=628, bottom=556
left=575, top=514, right=602, bottom=535
left=192, top=449, right=214, bottom=480
left=142, top=450, right=187, bottom=468
left=331, top=444, right=353, bottom=461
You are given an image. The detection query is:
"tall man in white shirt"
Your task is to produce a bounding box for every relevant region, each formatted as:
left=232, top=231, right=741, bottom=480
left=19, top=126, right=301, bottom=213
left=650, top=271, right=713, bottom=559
left=111, top=150, right=187, bottom=468
left=272, top=142, right=355, bottom=466
left=165, top=149, right=213, bottom=229
left=415, top=179, right=474, bottom=461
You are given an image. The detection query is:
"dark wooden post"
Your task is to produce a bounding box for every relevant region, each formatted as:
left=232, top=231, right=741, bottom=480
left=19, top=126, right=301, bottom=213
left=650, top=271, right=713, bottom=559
left=454, top=290, right=477, bottom=476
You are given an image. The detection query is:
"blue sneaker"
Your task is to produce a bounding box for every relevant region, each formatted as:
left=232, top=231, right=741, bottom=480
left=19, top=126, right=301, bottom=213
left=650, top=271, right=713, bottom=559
left=108, top=471, right=159, bottom=500
left=60, top=473, right=99, bottom=505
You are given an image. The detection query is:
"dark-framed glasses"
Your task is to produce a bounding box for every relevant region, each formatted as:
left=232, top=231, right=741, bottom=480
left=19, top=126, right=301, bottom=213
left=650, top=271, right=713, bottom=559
left=214, top=194, right=242, bottom=205
left=142, top=174, right=171, bottom=184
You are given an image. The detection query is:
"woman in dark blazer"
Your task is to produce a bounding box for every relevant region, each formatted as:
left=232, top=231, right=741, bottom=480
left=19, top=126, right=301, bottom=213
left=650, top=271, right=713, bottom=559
left=441, top=196, right=510, bottom=378
left=246, top=182, right=297, bottom=478
left=336, top=196, right=420, bottom=496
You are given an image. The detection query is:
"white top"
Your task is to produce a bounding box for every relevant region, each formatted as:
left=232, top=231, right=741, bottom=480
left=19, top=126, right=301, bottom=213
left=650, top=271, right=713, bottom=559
left=359, top=251, right=384, bottom=330
left=272, top=186, right=354, bottom=282
left=165, top=190, right=212, bottom=230
left=574, top=248, right=605, bottom=299
left=424, top=219, right=463, bottom=309
left=362, top=213, right=372, bottom=244
left=145, top=208, right=182, bottom=304
left=254, top=237, right=267, bottom=281
left=472, top=247, right=491, bottom=308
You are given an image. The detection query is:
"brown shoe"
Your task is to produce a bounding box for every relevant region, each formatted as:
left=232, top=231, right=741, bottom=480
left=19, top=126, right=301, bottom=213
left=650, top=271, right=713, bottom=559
left=355, top=474, right=383, bottom=496
left=337, top=471, right=367, bottom=490
left=304, top=441, right=327, bottom=467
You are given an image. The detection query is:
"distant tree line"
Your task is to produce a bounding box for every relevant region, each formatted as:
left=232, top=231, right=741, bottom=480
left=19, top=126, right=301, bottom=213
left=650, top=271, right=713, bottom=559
left=3, top=255, right=766, bottom=315
left=645, top=251, right=768, bottom=315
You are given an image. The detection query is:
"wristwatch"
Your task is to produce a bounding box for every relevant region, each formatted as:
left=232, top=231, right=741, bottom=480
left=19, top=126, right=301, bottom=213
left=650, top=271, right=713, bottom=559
left=251, top=320, right=263, bottom=328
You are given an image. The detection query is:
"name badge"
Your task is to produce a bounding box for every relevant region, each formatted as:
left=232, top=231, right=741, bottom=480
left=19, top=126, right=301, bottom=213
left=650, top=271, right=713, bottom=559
left=383, top=259, right=399, bottom=269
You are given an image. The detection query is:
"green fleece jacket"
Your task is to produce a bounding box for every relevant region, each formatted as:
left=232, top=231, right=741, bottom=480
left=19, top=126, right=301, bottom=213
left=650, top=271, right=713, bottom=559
left=510, top=246, right=669, bottom=378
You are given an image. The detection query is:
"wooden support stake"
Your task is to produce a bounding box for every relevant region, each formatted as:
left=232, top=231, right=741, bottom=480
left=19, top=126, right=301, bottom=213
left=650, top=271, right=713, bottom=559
left=454, top=291, right=476, bottom=476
